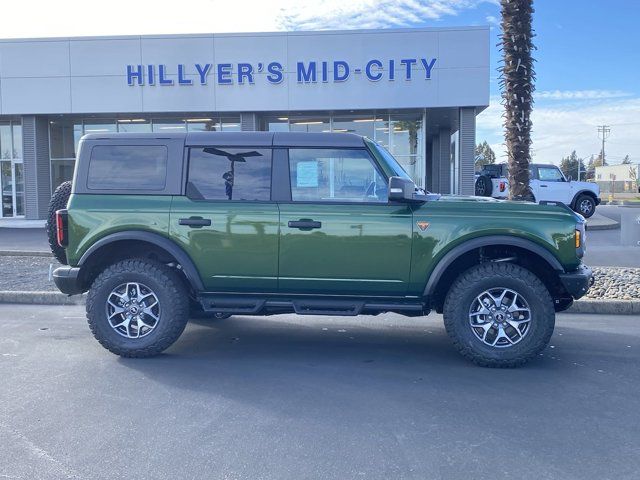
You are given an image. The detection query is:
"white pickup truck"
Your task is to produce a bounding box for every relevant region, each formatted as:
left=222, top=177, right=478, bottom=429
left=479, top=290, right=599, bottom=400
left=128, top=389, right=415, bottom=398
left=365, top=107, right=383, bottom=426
left=475, top=163, right=601, bottom=218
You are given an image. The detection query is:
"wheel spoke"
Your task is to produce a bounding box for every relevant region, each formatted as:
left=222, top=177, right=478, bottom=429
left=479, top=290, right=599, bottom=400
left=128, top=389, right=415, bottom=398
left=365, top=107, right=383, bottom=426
left=106, top=283, right=160, bottom=339
left=469, top=287, right=531, bottom=348
left=142, top=307, right=159, bottom=321
left=492, top=326, right=513, bottom=346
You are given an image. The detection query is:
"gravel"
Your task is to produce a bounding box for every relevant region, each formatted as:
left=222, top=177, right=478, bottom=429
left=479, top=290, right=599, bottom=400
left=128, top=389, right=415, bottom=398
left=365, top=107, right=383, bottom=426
left=585, top=267, right=640, bottom=300
left=0, top=256, right=638, bottom=301
left=0, top=255, right=60, bottom=291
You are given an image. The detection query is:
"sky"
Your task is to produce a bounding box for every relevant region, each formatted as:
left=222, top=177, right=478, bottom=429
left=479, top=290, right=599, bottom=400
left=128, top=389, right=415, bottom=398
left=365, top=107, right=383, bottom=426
left=2, top=0, right=639, bottom=166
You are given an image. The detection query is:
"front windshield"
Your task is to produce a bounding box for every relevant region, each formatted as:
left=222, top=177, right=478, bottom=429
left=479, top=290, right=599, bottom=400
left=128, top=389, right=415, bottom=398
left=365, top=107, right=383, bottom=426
left=365, top=138, right=413, bottom=182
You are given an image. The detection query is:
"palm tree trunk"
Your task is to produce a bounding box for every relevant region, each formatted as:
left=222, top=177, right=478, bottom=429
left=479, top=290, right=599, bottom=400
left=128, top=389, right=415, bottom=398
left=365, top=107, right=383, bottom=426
left=500, top=0, right=536, bottom=201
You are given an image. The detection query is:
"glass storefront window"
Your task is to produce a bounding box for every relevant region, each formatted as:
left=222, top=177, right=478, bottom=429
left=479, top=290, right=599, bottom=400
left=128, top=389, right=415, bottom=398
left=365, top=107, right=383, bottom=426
left=51, top=160, right=76, bottom=191
left=14, top=162, right=24, bottom=216
left=83, top=121, right=116, bottom=134
left=0, top=123, right=12, bottom=160
left=389, top=114, right=423, bottom=157
left=186, top=118, right=217, bottom=132
left=152, top=119, right=186, bottom=132
left=50, top=119, right=82, bottom=159
left=12, top=124, right=22, bottom=159
left=263, top=116, right=289, bottom=132
left=117, top=119, right=152, bottom=133
left=220, top=117, right=241, bottom=131
left=289, top=117, right=330, bottom=133
left=1, top=161, right=11, bottom=217
left=331, top=115, right=379, bottom=138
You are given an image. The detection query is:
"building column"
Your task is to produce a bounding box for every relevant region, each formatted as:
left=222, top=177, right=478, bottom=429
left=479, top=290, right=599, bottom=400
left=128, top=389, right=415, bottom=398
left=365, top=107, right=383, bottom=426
left=430, top=134, right=440, bottom=193
left=240, top=113, right=258, bottom=131
left=22, top=115, right=51, bottom=220
left=424, top=140, right=432, bottom=191
left=458, top=107, right=476, bottom=196
left=438, top=127, right=452, bottom=194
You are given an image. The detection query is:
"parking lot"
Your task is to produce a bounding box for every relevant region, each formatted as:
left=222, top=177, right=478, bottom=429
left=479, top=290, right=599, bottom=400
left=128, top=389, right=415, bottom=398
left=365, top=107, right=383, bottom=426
left=1, top=305, right=639, bottom=480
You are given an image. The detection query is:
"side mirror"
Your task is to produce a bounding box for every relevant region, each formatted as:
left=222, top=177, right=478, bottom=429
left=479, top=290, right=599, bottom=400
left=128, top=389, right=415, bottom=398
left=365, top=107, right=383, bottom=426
left=389, top=176, right=424, bottom=203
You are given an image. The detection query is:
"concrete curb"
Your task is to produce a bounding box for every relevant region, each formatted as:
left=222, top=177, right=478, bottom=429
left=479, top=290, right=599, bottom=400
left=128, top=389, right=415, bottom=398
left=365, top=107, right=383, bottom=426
left=0, top=291, right=638, bottom=315
left=0, top=250, right=53, bottom=257
left=566, top=299, right=640, bottom=315
left=0, top=291, right=85, bottom=305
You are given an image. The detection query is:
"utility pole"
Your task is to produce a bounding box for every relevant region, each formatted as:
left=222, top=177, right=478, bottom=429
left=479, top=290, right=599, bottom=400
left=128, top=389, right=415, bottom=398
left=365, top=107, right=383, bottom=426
left=598, top=125, right=611, bottom=165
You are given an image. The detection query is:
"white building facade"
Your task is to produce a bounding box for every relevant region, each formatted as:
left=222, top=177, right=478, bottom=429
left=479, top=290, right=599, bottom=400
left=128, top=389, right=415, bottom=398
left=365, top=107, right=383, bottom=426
left=0, top=26, right=489, bottom=220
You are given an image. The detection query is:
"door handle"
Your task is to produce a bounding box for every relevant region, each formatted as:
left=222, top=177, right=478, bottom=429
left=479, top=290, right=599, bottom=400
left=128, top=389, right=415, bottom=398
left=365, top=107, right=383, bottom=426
left=540, top=185, right=548, bottom=188
left=288, top=219, right=322, bottom=230
left=179, top=217, right=211, bottom=228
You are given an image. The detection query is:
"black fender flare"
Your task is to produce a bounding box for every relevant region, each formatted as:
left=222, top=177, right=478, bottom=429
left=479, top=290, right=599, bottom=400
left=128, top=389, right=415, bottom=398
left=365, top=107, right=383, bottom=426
left=423, top=235, right=564, bottom=296
left=570, top=189, right=597, bottom=209
left=78, top=231, right=205, bottom=291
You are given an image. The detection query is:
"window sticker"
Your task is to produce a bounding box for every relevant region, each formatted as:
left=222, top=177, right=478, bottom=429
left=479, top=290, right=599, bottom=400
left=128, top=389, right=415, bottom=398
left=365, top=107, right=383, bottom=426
left=296, top=161, right=319, bottom=187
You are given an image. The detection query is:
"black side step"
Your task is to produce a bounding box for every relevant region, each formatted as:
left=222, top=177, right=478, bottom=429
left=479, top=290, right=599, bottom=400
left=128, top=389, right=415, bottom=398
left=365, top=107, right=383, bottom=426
left=199, top=297, right=266, bottom=314
left=197, top=294, right=429, bottom=317
left=291, top=300, right=364, bottom=316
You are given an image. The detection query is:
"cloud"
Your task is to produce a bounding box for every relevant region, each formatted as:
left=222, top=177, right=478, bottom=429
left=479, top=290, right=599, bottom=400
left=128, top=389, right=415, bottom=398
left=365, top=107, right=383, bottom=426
left=477, top=95, right=640, bottom=165
left=537, top=90, right=633, bottom=101
left=0, top=0, right=497, bottom=38
left=277, top=0, right=497, bottom=30
left=485, top=15, right=500, bottom=27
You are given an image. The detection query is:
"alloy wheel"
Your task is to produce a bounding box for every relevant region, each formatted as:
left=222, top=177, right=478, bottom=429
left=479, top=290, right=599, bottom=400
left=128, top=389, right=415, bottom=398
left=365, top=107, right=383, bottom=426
left=105, top=282, right=160, bottom=339
left=468, top=287, right=531, bottom=348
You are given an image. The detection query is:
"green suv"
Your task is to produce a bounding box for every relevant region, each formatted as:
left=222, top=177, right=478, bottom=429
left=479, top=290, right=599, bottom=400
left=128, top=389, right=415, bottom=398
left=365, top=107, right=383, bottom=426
left=51, top=132, right=592, bottom=367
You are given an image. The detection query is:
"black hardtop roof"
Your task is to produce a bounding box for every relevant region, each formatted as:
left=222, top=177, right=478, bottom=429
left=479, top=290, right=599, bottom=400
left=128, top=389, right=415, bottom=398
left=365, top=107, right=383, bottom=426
left=80, top=131, right=367, bottom=148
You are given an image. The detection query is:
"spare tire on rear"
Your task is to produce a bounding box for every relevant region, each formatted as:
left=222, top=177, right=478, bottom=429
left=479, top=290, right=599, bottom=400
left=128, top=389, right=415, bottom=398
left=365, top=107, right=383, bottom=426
left=475, top=175, right=493, bottom=197
left=46, top=181, right=72, bottom=265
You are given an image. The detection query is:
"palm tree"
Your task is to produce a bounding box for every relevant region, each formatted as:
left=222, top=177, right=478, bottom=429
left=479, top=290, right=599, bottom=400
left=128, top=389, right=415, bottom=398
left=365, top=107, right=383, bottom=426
left=500, top=0, right=536, bottom=201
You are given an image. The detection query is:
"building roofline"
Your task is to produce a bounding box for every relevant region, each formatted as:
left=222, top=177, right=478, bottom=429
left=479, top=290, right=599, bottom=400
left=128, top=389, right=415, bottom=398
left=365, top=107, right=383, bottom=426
left=0, top=25, right=489, bottom=44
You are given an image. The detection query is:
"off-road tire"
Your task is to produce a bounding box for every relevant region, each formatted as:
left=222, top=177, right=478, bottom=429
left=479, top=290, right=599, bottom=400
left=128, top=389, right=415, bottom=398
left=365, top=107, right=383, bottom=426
left=86, top=258, right=189, bottom=357
left=443, top=262, right=555, bottom=368
left=45, top=181, right=72, bottom=264
left=574, top=194, right=596, bottom=218
left=474, top=175, right=493, bottom=197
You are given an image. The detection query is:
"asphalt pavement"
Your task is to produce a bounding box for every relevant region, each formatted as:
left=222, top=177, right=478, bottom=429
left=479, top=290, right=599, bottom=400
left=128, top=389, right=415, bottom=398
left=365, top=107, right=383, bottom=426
left=1, top=306, right=639, bottom=480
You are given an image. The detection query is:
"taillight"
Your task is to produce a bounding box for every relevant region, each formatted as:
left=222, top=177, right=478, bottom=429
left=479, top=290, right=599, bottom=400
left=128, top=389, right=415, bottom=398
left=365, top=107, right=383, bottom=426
left=56, top=209, right=68, bottom=248
left=499, top=182, right=506, bottom=192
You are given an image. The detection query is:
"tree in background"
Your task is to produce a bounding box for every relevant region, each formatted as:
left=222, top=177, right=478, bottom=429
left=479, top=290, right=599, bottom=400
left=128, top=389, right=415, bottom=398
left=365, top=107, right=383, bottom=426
left=622, top=155, right=631, bottom=164
left=475, top=141, right=496, bottom=170
left=559, top=151, right=585, bottom=180
left=500, top=0, right=536, bottom=201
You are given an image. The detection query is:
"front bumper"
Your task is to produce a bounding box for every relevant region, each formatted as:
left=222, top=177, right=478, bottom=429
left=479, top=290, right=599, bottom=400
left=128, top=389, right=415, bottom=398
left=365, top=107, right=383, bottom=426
left=559, top=264, right=593, bottom=300
left=53, top=267, right=84, bottom=295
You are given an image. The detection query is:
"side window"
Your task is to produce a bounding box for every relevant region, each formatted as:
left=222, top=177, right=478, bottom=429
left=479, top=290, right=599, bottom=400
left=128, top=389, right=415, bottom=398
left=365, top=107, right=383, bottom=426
left=288, top=148, right=387, bottom=203
left=537, top=167, right=565, bottom=182
left=87, top=145, right=167, bottom=190
left=188, top=147, right=271, bottom=201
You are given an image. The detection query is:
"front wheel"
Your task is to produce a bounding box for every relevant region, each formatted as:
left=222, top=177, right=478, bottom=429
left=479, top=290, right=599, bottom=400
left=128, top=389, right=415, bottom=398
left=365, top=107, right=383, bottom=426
left=443, top=262, right=555, bottom=368
left=86, top=258, right=189, bottom=357
left=574, top=194, right=596, bottom=218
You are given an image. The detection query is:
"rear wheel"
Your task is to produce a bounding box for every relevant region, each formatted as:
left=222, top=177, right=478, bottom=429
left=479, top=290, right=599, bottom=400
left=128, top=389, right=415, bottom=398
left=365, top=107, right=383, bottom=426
left=86, top=258, right=189, bottom=357
left=574, top=194, right=596, bottom=218
left=45, top=181, right=72, bottom=264
left=475, top=175, right=493, bottom=197
left=443, top=262, right=555, bottom=368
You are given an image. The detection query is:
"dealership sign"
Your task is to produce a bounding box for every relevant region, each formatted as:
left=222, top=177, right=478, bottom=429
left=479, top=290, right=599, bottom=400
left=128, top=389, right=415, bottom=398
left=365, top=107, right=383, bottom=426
left=126, top=58, right=437, bottom=86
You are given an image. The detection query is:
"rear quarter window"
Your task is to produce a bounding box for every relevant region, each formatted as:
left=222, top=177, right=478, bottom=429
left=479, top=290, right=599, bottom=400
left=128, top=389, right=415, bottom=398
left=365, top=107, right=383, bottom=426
left=87, top=145, right=168, bottom=190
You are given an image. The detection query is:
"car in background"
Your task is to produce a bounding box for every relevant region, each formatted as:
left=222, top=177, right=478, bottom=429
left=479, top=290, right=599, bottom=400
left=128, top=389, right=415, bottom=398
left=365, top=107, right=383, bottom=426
left=475, top=163, right=601, bottom=218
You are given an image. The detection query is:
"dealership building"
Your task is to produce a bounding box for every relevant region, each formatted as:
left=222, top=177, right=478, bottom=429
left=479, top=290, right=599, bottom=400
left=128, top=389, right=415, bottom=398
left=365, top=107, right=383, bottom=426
left=0, top=26, right=489, bottom=220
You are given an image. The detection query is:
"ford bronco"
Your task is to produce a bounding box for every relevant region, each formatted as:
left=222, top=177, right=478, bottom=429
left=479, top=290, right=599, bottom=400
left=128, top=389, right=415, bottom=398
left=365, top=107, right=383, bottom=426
left=475, top=163, right=601, bottom=218
left=50, top=132, right=592, bottom=367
